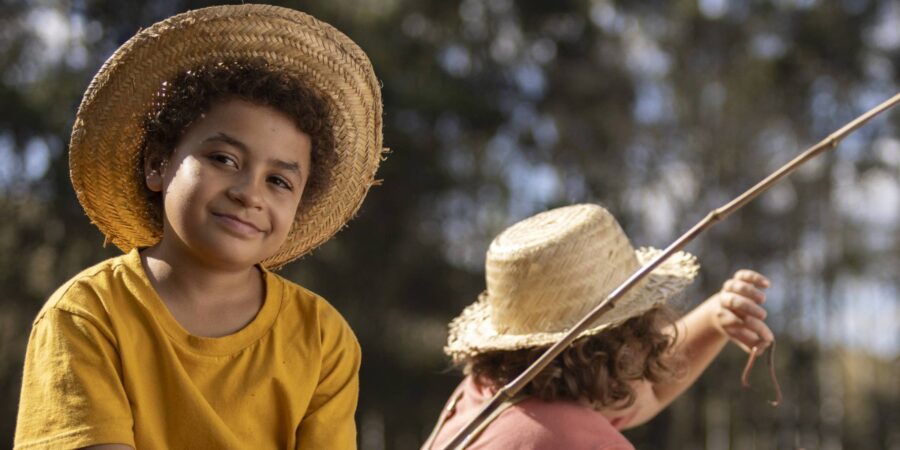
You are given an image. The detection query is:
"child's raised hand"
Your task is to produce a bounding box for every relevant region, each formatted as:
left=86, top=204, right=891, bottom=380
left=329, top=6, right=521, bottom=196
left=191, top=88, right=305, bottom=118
left=712, top=269, right=774, bottom=353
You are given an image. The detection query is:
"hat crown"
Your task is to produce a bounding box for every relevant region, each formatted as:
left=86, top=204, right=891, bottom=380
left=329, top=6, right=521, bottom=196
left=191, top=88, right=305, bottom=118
left=485, top=204, right=640, bottom=335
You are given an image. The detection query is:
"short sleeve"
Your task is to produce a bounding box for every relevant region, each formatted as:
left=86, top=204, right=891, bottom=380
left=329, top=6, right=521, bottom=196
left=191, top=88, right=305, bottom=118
left=15, top=308, right=135, bottom=449
left=295, top=307, right=361, bottom=450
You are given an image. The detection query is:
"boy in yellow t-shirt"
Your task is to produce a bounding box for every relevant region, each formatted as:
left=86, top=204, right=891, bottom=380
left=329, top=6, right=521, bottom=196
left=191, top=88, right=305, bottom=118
left=15, top=5, right=385, bottom=450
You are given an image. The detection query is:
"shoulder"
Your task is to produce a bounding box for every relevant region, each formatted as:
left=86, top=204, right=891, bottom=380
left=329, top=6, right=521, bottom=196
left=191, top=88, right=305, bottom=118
left=478, top=399, right=634, bottom=450
left=37, top=253, right=134, bottom=326
left=267, top=272, right=359, bottom=351
left=267, top=272, right=351, bottom=329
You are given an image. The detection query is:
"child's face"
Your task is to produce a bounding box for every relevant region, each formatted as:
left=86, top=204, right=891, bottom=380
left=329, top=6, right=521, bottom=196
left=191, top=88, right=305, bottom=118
left=146, top=98, right=312, bottom=269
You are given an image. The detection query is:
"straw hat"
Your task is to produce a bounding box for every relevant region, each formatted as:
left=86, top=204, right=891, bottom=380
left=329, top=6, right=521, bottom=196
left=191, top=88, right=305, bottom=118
left=69, top=4, right=384, bottom=268
left=445, top=204, right=700, bottom=359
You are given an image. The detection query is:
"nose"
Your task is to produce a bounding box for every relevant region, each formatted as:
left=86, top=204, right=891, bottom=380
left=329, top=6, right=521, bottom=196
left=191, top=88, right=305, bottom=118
left=226, top=173, right=264, bottom=209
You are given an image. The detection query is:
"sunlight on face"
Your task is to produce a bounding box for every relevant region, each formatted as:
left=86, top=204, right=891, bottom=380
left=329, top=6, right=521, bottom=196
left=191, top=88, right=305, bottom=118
left=147, top=98, right=313, bottom=270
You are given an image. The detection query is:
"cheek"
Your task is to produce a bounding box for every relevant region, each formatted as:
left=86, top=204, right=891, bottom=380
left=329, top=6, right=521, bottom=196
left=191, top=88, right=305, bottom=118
left=277, top=198, right=301, bottom=226
left=161, top=161, right=206, bottom=212
left=270, top=197, right=301, bottom=237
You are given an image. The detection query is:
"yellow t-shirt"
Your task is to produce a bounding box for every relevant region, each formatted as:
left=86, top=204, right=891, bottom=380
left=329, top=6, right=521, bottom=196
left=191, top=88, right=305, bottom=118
left=14, top=249, right=361, bottom=449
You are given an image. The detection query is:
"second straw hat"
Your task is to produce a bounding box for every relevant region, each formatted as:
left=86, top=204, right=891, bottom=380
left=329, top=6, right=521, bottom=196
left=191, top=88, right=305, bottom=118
left=445, top=204, right=700, bottom=359
left=69, top=4, right=384, bottom=268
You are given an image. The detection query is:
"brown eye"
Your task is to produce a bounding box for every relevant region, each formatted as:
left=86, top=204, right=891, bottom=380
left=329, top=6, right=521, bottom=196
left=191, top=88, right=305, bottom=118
left=268, top=175, right=292, bottom=190
left=210, top=153, right=238, bottom=168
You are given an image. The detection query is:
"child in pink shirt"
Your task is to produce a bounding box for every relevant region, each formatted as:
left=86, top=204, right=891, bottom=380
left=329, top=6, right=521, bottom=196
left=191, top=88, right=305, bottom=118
left=425, top=204, right=773, bottom=449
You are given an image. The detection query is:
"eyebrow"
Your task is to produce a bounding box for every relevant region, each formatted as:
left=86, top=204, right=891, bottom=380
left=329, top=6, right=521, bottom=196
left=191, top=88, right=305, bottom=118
left=270, top=159, right=301, bottom=174
left=204, top=132, right=303, bottom=175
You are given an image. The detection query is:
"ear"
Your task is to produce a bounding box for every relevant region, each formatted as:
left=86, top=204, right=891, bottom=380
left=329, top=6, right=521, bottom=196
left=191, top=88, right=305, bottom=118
left=144, top=153, right=167, bottom=193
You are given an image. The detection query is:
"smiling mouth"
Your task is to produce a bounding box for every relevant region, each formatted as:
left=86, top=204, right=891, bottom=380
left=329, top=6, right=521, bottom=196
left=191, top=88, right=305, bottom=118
left=213, top=213, right=264, bottom=236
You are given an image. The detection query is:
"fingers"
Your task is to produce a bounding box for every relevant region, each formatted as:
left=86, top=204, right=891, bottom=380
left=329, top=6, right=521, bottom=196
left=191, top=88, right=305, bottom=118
left=720, top=273, right=768, bottom=320
left=733, top=269, right=770, bottom=289
left=722, top=279, right=767, bottom=305
left=715, top=308, right=755, bottom=352
left=744, top=316, right=774, bottom=346
left=716, top=308, right=773, bottom=352
left=715, top=269, right=774, bottom=353
left=719, top=292, right=767, bottom=320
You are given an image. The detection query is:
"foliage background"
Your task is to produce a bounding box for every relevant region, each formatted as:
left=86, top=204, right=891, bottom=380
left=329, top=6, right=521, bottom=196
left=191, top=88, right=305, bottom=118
left=1, top=0, right=898, bottom=448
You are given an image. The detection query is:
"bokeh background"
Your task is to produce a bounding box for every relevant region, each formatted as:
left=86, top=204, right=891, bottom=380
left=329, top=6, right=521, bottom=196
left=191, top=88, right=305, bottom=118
left=2, top=0, right=899, bottom=448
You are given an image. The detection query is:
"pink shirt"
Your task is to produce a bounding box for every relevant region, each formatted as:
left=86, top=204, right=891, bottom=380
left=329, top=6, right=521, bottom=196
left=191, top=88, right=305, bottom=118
left=427, top=376, right=635, bottom=450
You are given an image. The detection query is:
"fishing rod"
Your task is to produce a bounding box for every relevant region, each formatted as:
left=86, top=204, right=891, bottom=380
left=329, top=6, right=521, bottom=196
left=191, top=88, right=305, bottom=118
left=438, top=92, right=900, bottom=450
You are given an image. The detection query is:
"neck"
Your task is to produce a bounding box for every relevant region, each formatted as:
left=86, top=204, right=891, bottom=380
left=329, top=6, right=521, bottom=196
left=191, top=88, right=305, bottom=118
left=140, top=240, right=262, bottom=307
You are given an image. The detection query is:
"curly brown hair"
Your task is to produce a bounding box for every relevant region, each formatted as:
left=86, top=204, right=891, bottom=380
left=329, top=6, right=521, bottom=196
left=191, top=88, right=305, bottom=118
left=466, top=307, right=683, bottom=410
left=141, top=59, right=335, bottom=227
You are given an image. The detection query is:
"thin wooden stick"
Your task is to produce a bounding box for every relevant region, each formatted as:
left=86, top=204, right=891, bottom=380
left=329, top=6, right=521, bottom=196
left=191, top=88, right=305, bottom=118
left=438, top=92, right=900, bottom=450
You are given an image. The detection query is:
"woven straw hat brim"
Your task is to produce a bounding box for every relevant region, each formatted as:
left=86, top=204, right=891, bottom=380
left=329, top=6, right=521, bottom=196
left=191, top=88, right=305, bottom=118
left=69, top=5, right=384, bottom=268
left=445, top=247, right=699, bottom=359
